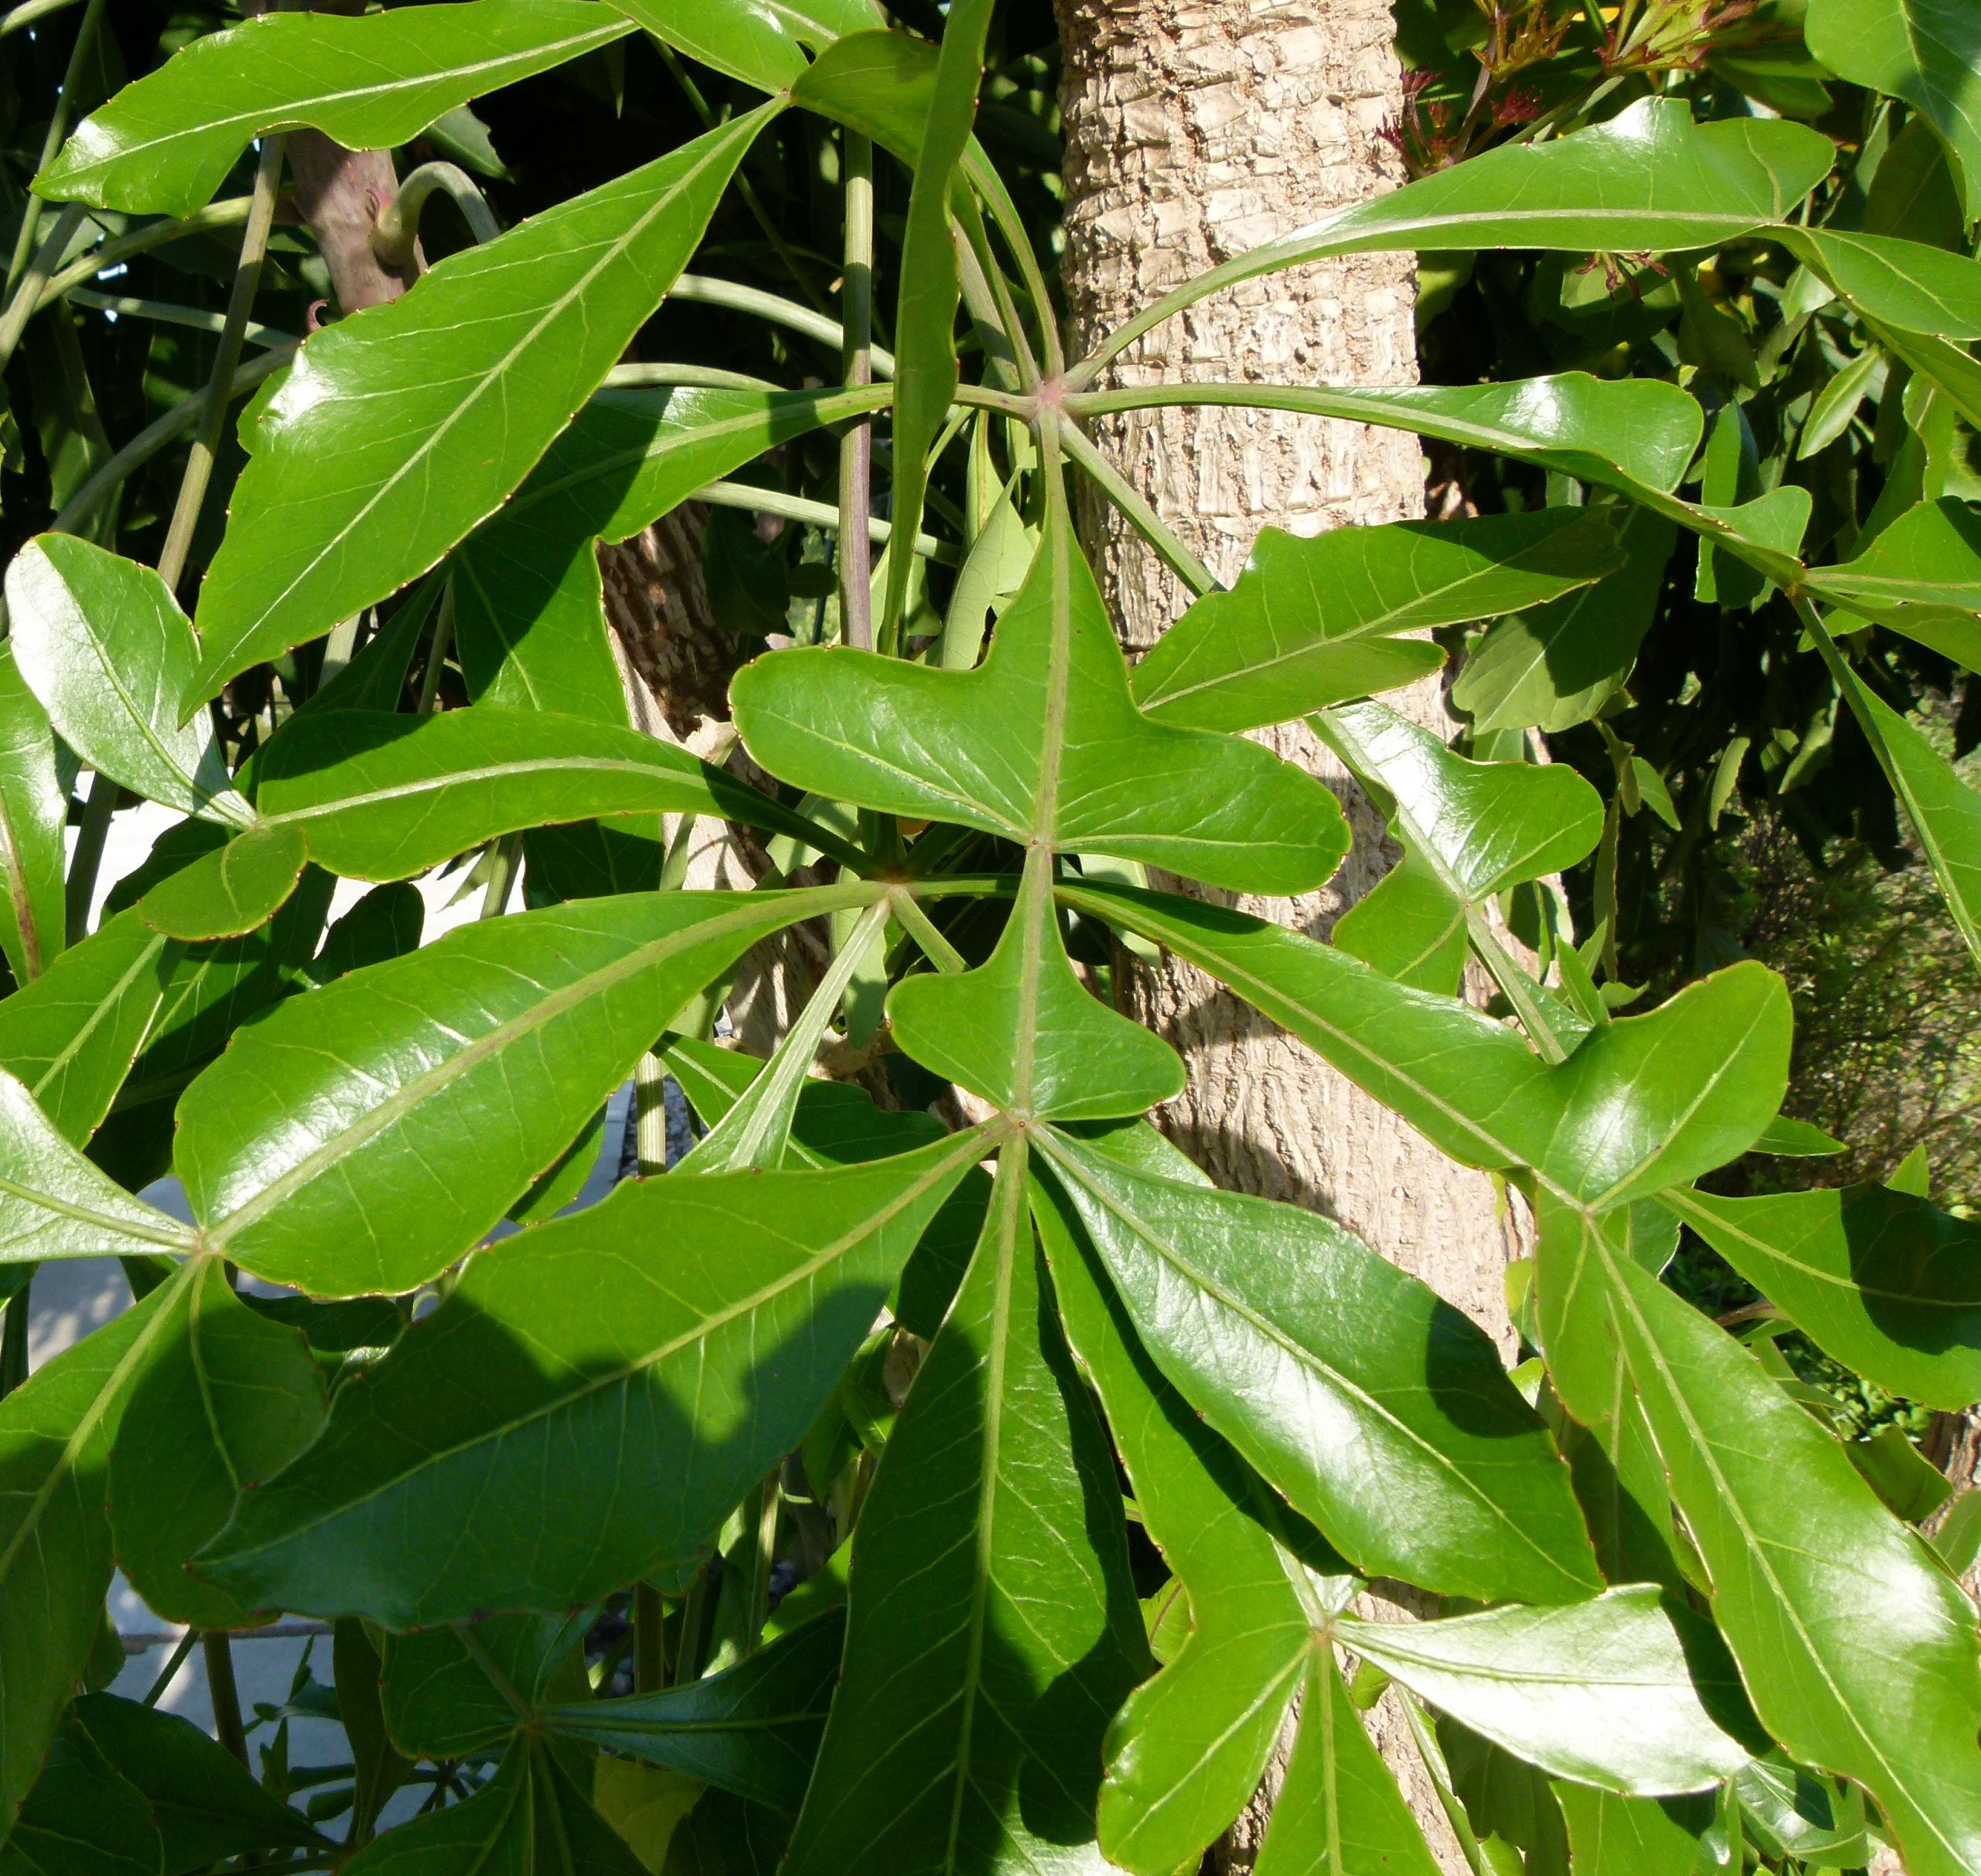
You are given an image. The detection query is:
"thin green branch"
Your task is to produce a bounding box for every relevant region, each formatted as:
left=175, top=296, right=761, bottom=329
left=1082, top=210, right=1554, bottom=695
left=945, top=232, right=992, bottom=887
left=67, top=286, right=295, bottom=347
left=839, top=132, right=876, bottom=653
left=35, top=197, right=257, bottom=313
left=694, top=480, right=955, bottom=563
left=1057, top=421, right=1218, bottom=597
left=3, top=0, right=107, bottom=298
left=0, top=201, right=86, bottom=375
left=670, top=274, right=897, bottom=378
left=371, top=160, right=501, bottom=265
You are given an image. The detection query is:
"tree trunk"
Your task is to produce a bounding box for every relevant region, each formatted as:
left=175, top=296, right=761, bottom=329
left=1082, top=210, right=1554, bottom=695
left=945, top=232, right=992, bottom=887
left=1053, top=4, right=1520, bottom=1868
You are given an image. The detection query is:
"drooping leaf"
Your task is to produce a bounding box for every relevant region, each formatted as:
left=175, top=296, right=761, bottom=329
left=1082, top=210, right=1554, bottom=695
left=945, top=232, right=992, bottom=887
left=1035, top=1154, right=1319, bottom=1876
left=4, top=538, right=251, bottom=826
left=1782, top=226, right=1981, bottom=344
left=189, top=108, right=777, bottom=706
left=1130, top=510, right=1620, bottom=731
left=67, top=1693, right=327, bottom=1872
left=1058, top=882, right=1790, bottom=1210
left=783, top=1142, right=1151, bottom=1876
left=177, top=883, right=880, bottom=1294
left=1803, top=498, right=1981, bottom=669
left=542, top=1611, right=845, bottom=1810
left=734, top=499, right=1349, bottom=895
left=1322, top=700, right=1603, bottom=994
left=0, top=907, right=179, bottom=1144
left=382, top=1611, right=591, bottom=1758
left=0, top=1282, right=174, bottom=1832
left=455, top=385, right=884, bottom=724
left=1334, top=1590, right=1749, bottom=1796
left=610, top=0, right=880, bottom=92
left=340, top=1741, right=645, bottom=1876
left=1669, top=1180, right=1981, bottom=1414
left=136, top=822, right=308, bottom=941
left=0, top=1715, right=162, bottom=1876
left=1807, top=0, right=1981, bottom=217
left=0, top=648, right=66, bottom=984
left=107, top=1254, right=325, bottom=1628
left=1038, top=1127, right=1603, bottom=1604
left=36, top=0, right=633, bottom=217
left=199, top=1128, right=990, bottom=1624
left=1251, top=1655, right=1445, bottom=1876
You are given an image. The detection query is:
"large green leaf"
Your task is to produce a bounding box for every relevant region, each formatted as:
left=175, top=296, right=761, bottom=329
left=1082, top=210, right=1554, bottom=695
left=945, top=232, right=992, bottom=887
left=1334, top=1590, right=1748, bottom=1796
left=1782, top=227, right=1981, bottom=344
left=0, top=908, right=178, bottom=1145
left=0, top=1282, right=174, bottom=1833
left=251, top=707, right=852, bottom=879
left=0, top=649, right=66, bottom=985
left=5, top=539, right=251, bottom=826
left=178, top=884, right=878, bottom=1295
left=610, top=0, right=879, bottom=91
left=1807, top=0, right=1981, bottom=217
left=1128, top=511, right=1617, bottom=732
left=1576, top=1232, right=1981, bottom=1876
left=1035, top=1150, right=1318, bottom=1876
left=36, top=0, right=632, bottom=218
left=189, top=108, right=775, bottom=707
left=1803, top=498, right=1981, bottom=669
left=1668, top=1183, right=1981, bottom=1412
left=67, top=1693, right=327, bottom=1872
left=381, top=1611, right=590, bottom=1758
left=542, top=1610, right=845, bottom=1810
left=1251, top=1655, right=1445, bottom=1876
left=734, top=501, right=1348, bottom=895
left=107, top=1254, right=325, bottom=1628
left=1058, top=882, right=1790, bottom=1210
left=198, top=1128, right=988, bottom=1624
left=1038, top=1127, right=1602, bottom=1604
left=0, top=1717, right=162, bottom=1876
left=1322, top=701, right=1603, bottom=994
left=455, top=385, right=884, bottom=723
left=341, top=1741, right=645, bottom=1875
left=783, top=1142, right=1151, bottom=1875
left=0, top=1066, right=193, bottom=1265
left=1552, top=1786, right=1714, bottom=1876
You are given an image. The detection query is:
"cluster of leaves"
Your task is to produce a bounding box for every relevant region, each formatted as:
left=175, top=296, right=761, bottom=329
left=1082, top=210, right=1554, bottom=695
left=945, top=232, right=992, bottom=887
left=0, top=4, right=1978, bottom=1876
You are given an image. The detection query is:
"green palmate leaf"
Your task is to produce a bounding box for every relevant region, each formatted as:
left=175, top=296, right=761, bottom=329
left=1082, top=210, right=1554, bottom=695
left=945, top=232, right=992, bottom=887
left=199, top=1128, right=989, bottom=1624
left=253, top=707, right=858, bottom=879
left=189, top=108, right=776, bottom=707
left=1038, top=1127, right=1602, bottom=1603
left=107, top=1255, right=324, bottom=1628
left=1807, top=0, right=1981, bottom=217
left=1251, top=1655, right=1443, bottom=1876
left=1127, top=511, right=1617, bottom=732
left=0, top=1066, right=192, bottom=1264
left=1334, top=1591, right=1749, bottom=1796
left=889, top=858, right=1185, bottom=1119
left=1565, top=1230, right=1981, bottom=1876
left=0, top=1715, right=162, bottom=1876
left=611, top=0, right=880, bottom=91
left=343, top=1741, right=644, bottom=1876
left=0, top=648, right=65, bottom=984
left=5, top=539, right=251, bottom=826
left=67, top=1693, right=327, bottom=1871
left=784, top=1142, right=1151, bottom=1876
left=734, top=498, right=1348, bottom=894
left=1035, top=1153, right=1319, bottom=1876
left=1058, top=882, right=1790, bottom=1210
left=0, top=1280, right=173, bottom=1833
left=542, top=1610, right=845, bottom=1810
left=1803, top=498, right=1981, bottom=669
left=1322, top=700, right=1603, bottom=994
left=1668, top=1183, right=1981, bottom=1412
left=136, top=823, right=308, bottom=941
left=36, top=0, right=631, bottom=219
left=1451, top=508, right=1676, bottom=734
left=382, top=1611, right=591, bottom=1758
left=178, top=883, right=878, bottom=1295
left=0, top=908, right=178, bottom=1144
left=878, top=0, right=993, bottom=645
left=456, top=385, right=885, bottom=724
left=1550, top=1785, right=1715, bottom=1876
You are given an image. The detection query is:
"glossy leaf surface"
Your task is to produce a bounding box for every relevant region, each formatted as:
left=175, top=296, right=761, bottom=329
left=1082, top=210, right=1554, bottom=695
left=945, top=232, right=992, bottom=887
left=190, top=109, right=774, bottom=704
left=136, top=823, right=307, bottom=941
left=1805, top=498, right=1981, bottom=667
left=200, top=1131, right=987, bottom=1624
left=179, top=885, right=876, bottom=1293
left=611, top=0, right=879, bottom=91
left=37, top=0, right=632, bottom=217
left=1130, top=512, right=1615, bottom=732
left=0, top=649, right=66, bottom=985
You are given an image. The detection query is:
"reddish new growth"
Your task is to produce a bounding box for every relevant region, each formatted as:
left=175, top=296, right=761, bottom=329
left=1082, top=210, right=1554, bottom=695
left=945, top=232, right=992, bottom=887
left=1600, top=0, right=1763, bottom=74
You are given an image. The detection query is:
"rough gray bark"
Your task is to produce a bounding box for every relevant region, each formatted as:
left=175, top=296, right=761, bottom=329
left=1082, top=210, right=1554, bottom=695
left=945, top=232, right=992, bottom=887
left=1053, top=4, right=1520, bottom=1868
